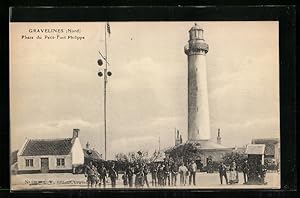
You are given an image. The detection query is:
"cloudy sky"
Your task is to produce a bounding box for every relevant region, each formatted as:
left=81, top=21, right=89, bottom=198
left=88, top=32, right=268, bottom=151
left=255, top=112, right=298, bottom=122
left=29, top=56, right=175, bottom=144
left=10, top=22, right=279, bottom=159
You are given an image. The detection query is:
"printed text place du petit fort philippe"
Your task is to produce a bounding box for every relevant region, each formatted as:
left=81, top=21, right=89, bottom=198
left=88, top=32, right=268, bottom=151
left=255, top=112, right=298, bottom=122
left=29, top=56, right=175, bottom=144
left=21, top=28, right=85, bottom=40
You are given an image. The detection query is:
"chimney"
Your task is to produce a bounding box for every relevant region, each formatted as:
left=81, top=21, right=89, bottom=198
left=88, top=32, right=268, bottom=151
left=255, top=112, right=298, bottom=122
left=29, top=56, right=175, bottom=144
left=73, top=128, right=80, bottom=139
left=180, top=135, right=183, bottom=144
left=175, top=130, right=181, bottom=146
left=86, top=141, right=90, bottom=149
left=217, top=128, right=221, bottom=144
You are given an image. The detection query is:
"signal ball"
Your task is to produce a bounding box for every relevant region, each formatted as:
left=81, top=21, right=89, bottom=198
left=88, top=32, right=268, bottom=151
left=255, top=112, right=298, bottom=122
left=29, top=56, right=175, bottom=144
left=98, top=71, right=103, bottom=77
left=107, top=71, right=112, bottom=76
left=97, top=59, right=103, bottom=66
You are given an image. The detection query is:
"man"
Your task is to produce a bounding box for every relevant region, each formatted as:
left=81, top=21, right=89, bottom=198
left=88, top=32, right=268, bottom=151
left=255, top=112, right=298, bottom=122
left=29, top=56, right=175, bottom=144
left=150, top=163, right=158, bottom=187
left=98, top=163, right=107, bottom=187
left=85, top=161, right=94, bottom=188
left=143, top=164, right=150, bottom=187
left=92, top=164, right=100, bottom=186
left=178, top=162, right=188, bottom=186
left=258, top=163, right=267, bottom=184
left=170, top=162, right=178, bottom=186
left=125, top=164, right=134, bottom=187
left=163, top=163, right=171, bottom=186
left=109, top=163, right=118, bottom=188
left=85, top=161, right=94, bottom=175
left=134, top=164, right=144, bottom=187
left=137, top=165, right=145, bottom=187
left=157, top=163, right=165, bottom=186
left=242, top=159, right=249, bottom=184
left=122, top=171, right=128, bottom=187
left=188, top=160, right=197, bottom=186
left=218, top=162, right=228, bottom=184
left=134, top=164, right=140, bottom=187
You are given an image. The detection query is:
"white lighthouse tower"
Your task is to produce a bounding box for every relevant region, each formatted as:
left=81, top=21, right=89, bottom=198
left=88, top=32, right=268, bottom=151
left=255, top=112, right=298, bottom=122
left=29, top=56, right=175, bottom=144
left=184, top=23, right=211, bottom=142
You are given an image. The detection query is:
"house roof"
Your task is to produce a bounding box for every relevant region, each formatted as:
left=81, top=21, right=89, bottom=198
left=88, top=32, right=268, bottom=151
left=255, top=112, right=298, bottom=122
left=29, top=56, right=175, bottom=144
left=251, top=138, right=279, bottom=144
left=20, top=138, right=74, bottom=156
left=83, top=148, right=102, bottom=160
left=233, top=146, right=247, bottom=154
left=11, top=150, right=18, bottom=165
left=245, top=144, right=265, bottom=155
left=164, top=140, right=233, bottom=153
left=251, top=138, right=279, bottom=156
left=264, top=144, right=276, bottom=156
left=193, top=140, right=232, bottom=150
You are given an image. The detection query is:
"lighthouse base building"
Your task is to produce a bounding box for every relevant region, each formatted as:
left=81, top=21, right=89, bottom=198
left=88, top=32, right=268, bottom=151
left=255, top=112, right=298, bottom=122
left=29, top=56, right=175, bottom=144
left=167, top=130, right=236, bottom=168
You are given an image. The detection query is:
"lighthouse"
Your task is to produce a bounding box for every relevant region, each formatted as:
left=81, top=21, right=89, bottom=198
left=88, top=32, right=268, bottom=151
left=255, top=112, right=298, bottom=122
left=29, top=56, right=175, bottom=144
left=184, top=23, right=211, bottom=142
left=165, top=24, right=233, bottom=166
left=163, top=23, right=233, bottom=167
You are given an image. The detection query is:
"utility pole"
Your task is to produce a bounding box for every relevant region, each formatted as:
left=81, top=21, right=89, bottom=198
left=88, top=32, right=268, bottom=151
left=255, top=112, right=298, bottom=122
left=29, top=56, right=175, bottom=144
left=104, top=23, right=107, bottom=161
left=97, top=22, right=112, bottom=161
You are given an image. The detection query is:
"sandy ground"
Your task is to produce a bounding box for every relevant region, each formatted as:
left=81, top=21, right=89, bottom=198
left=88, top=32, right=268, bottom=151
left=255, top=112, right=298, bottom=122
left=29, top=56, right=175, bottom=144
left=11, top=172, right=280, bottom=190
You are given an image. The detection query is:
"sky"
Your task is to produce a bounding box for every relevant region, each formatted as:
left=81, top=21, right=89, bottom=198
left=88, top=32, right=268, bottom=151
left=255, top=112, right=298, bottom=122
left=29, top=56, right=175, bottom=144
left=10, top=21, right=279, bottom=159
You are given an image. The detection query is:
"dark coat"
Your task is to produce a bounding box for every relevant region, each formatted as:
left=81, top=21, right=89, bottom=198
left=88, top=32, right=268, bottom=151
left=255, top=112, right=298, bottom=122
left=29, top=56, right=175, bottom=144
left=218, top=164, right=227, bottom=174
left=126, top=168, right=134, bottom=178
left=98, top=167, right=107, bottom=178
left=109, top=167, right=118, bottom=178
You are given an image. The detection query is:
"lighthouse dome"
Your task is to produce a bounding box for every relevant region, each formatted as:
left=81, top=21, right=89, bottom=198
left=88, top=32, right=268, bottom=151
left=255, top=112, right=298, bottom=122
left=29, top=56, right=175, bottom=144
left=189, top=23, right=205, bottom=41
left=189, top=23, right=203, bottom=31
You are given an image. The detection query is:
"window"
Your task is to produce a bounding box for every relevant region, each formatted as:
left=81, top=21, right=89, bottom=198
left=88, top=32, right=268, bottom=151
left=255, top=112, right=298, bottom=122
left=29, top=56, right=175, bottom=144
left=25, top=159, right=33, bottom=167
left=195, top=30, right=199, bottom=38
left=57, top=158, right=65, bottom=167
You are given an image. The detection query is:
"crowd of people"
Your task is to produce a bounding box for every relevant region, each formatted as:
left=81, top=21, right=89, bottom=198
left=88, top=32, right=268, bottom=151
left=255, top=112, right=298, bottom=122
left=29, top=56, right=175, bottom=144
left=84, top=158, right=268, bottom=188
left=218, top=161, right=239, bottom=185
left=218, top=159, right=267, bottom=185
left=84, top=160, right=199, bottom=188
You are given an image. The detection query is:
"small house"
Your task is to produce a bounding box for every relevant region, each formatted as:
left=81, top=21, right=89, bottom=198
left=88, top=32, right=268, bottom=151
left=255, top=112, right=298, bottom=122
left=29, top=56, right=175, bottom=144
left=251, top=138, right=280, bottom=164
left=245, top=144, right=266, bottom=184
left=83, top=141, right=103, bottom=164
left=245, top=144, right=265, bottom=166
left=17, top=129, right=84, bottom=174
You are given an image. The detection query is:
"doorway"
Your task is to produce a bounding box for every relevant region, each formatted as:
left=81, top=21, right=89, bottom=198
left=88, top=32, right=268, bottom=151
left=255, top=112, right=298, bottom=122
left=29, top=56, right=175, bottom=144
left=41, top=158, right=49, bottom=173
